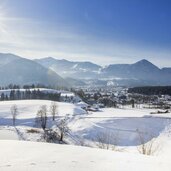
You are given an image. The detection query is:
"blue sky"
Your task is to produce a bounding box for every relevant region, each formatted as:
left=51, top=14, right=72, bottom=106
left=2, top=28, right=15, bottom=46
left=0, top=0, right=171, bottom=67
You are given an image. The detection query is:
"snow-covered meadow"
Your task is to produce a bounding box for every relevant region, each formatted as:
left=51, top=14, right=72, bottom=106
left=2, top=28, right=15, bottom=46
left=0, top=140, right=171, bottom=171
left=0, top=99, right=171, bottom=170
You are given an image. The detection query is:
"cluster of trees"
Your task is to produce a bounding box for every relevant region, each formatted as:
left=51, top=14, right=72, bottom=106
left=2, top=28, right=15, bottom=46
left=0, top=89, right=61, bottom=101
left=98, top=97, right=117, bottom=107
left=35, top=102, right=70, bottom=142
left=0, top=84, right=48, bottom=90
left=10, top=102, right=70, bottom=142
left=128, top=94, right=159, bottom=105
left=72, top=89, right=86, bottom=101
left=0, top=84, right=70, bottom=91
left=128, top=86, right=171, bottom=96
left=73, top=89, right=116, bottom=107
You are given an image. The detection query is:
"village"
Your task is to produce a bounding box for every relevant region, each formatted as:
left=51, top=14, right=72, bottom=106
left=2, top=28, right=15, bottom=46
left=0, top=84, right=170, bottom=114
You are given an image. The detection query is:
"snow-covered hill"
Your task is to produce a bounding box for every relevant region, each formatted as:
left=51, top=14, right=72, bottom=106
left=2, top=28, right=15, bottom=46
left=0, top=100, right=171, bottom=145
left=0, top=100, right=86, bottom=124
left=0, top=100, right=171, bottom=170
left=0, top=140, right=170, bottom=171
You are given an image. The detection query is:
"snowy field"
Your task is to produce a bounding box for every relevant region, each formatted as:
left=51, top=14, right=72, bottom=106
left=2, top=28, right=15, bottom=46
left=70, top=108, right=171, bottom=147
left=0, top=100, right=171, bottom=170
left=0, top=140, right=171, bottom=171
left=0, top=100, right=86, bottom=124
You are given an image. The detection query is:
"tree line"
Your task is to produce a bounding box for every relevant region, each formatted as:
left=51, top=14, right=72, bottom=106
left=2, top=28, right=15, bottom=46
left=0, top=84, right=47, bottom=90
left=0, top=83, right=69, bottom=91
left=0, top=89, right=61, bottom=101
left=128, top=86, right=171, bottom=96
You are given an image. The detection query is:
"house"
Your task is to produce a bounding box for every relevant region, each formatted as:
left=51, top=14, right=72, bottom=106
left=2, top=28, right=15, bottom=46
left=76, top=101, right=89, bottom=110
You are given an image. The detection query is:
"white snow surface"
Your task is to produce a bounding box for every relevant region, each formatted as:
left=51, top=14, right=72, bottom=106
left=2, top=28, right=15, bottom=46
left=0, top=140, right=170, bottom=171
left=0, top=100, right=171, bottom=170
left=0, top=128, right=18, bottom=140
left=76, top=101, right=89, bottom=108
left=0, top=99, right=86, bottom=121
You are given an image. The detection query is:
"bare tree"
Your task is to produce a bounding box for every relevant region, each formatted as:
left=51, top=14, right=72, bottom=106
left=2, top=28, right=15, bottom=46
left=11, top=104, right=18, bottom=126
left=43, top=129, right=59, bottom=143
left=36, top=105, right=47, bottom=130
left=136, top=129, right=158, bottom=155
left=56, top=117, right=70, bottom=142
left=50, top=102, right=58, bottom=121
left=95, top=131, right=111, bottom=149
left=95, top=131, right=120, bottom=151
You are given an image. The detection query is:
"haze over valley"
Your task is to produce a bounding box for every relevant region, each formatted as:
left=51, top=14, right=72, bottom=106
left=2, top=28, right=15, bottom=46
left=0, top=53, right=171, bottom=87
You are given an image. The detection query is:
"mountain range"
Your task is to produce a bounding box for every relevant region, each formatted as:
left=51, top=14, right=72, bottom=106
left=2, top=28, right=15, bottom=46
left=35, top=57, right=101, bottom=79
left=36, top=57, right=171, bottom=86
left=0, top=53, right=67, bottom=87
left=0, top=53, right=171, bottom=87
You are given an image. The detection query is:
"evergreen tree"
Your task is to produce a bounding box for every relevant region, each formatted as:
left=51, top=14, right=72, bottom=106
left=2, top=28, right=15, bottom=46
left=1, top=93, right=5, bottom=101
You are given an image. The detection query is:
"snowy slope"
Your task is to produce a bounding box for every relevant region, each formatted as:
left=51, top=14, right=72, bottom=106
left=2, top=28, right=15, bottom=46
left=0, top=100, right=86, bottom=126
left=0, top=129, right=18, bottom=140
left=0, top=100, right=171, bottom=171
left=0, top=100, right=171, bottom=147
left=68, top=107, right=171, bottom=147
left=0, top=140, right=170, bottom=171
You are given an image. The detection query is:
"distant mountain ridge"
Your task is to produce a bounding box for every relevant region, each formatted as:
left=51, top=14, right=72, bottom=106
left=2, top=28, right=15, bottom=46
left=0, top=53, right=20, bottom=67
left=0, top=53, right=171, bottom=87
left=36, top=57, right=171, bottom=86
left=35, top=57, right=101, bottom=79
left=101, top=59, right=161, bottom=79
left=0, top=53, right=67, bottom=87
